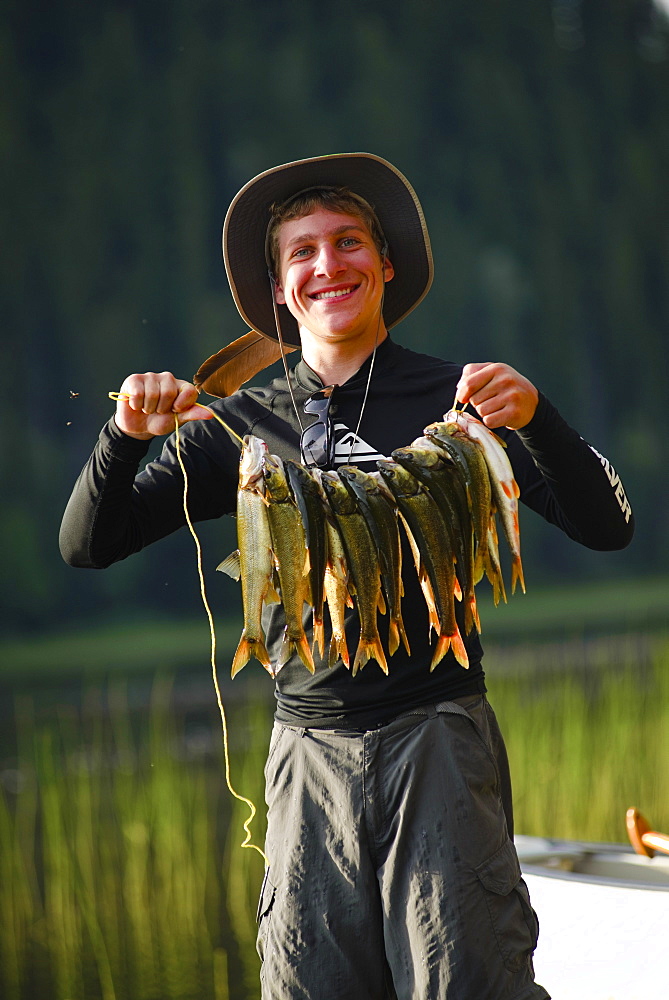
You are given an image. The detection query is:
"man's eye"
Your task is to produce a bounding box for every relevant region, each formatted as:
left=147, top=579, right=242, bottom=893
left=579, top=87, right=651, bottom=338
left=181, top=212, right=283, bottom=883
left=340, top=237, right=359, bottom=248
left=292, top=247, right=313, bottom=258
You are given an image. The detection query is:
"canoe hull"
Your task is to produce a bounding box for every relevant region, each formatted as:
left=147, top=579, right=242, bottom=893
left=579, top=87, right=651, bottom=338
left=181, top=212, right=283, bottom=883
left=516, top=835, right=668, bottom=1000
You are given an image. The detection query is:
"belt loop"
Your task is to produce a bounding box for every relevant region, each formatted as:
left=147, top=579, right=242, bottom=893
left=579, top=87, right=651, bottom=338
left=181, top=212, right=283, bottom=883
left=298, top=727, right=307, bottom=738
left=426, top=704, right=438, bottom=720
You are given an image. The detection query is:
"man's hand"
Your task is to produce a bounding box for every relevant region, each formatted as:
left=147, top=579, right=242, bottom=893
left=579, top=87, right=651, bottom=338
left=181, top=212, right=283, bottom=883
left=114, top=372, right=213, bottom=440
left=455, top=363, right=539, bottom=430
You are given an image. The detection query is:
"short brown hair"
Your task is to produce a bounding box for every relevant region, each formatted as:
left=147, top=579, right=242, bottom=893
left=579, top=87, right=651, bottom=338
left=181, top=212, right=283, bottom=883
left=266, top=185, right=387, bottom=278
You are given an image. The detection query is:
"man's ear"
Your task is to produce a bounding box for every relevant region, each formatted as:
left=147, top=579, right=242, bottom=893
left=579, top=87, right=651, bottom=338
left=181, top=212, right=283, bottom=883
left=273, top=280, right=286, bottom=305
left=383, top=256, right=395, bottom=284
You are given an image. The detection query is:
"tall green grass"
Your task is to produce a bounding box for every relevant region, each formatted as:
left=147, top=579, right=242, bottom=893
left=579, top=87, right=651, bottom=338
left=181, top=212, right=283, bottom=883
left=0, top=677, right=270, bottom=1000
left=1, top=638, right=668, bottom=999
left=487, top=634, right=669, bottom=842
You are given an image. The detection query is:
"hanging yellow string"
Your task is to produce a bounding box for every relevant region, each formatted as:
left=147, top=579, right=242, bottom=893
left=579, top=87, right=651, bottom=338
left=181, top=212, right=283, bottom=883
left=108, top=391, right=268, bottom=865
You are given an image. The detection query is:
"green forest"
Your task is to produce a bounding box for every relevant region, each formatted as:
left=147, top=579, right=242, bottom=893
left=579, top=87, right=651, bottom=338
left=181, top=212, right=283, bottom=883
left=2, top=0, right=668, bottom=638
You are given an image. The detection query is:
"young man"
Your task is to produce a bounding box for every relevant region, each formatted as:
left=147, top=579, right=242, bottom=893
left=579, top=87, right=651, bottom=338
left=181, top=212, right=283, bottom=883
left=61, top=153, right=633, bottom=1000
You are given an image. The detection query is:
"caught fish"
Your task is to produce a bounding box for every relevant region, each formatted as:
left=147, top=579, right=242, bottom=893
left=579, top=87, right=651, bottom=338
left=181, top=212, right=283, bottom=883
left=321, top=471, right=388, bottom=676
left=395, top=440, right=480, bottom=637
left=217, top=435, right=277, bottom=677
left=377, top=459, right=468, bottom=670
left=321, top=502, right=353, bottom=669
left=424, top=420, right=505, bottom=603
left=263, top=453, right=315, bottom=673
left=339, top=465, right=409, bottom=657
left=444, top=410, right=525, bottom=595
left=284, top=460, right=329, bottom=657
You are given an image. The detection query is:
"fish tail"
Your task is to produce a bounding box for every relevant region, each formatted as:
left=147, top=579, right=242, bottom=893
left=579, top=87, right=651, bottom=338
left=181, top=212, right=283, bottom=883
left=231, top=632, right=272, bottom=678
left=277, top=629, right=315, bottom=674
left=451, top=628, right=469, bottom=668
left=388, top=616, right=410, bottom=657
left=329, top=632, right=350, bottom=670
left=352, top=636, right=388, bottom=676
left=430, top=629, right=469, bottom=671
left=312, top=614, right=325, bottom=658
left=430, top=634, right=451, bottom=671
left=291, top=633, right=316, bottom=674
left=511, top=557, right=526, bottom=595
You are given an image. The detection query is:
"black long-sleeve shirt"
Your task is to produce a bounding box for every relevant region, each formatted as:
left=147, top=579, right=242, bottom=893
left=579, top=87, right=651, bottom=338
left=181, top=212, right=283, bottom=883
left=60, top=338, right=633, bottom=728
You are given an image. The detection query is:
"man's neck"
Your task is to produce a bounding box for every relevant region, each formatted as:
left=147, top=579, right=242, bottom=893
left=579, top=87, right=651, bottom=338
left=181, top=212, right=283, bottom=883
left=300, top=330, right=389, bottom=386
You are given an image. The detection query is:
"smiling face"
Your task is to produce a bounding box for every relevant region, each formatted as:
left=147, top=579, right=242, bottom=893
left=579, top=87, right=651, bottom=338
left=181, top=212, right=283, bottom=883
left=274, top=207, right=394, bottom=351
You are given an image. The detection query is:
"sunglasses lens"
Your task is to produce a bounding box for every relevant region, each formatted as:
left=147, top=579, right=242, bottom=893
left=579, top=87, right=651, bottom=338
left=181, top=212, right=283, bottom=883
left=301, top=422, right=328, bottom=467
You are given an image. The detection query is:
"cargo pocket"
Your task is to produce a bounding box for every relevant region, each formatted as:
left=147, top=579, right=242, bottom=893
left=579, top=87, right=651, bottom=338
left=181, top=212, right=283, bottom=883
left=474, top=839, right=539, bottom=974
left=256, top=867, right=277, bottom=964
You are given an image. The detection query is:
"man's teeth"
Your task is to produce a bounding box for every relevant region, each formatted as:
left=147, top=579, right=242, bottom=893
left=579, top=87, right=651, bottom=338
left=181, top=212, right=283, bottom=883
left=313, top=287, right=354, bottom=299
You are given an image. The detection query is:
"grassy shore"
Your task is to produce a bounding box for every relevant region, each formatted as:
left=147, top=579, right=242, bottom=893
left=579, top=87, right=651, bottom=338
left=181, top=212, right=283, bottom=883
left=2, top=634, right=669, bottom=999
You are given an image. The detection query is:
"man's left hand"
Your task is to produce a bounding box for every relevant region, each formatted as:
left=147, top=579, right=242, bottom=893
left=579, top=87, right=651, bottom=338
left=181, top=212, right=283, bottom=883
left=455, top=362, right=539, bottom=430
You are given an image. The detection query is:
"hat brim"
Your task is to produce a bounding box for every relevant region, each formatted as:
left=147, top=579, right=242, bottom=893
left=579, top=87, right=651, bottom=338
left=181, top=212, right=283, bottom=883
left=223, top=152, right=433, bottom=348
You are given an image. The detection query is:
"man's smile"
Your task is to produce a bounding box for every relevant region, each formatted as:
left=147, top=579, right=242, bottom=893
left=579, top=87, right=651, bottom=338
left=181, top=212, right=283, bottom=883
left=310, top=285, right=359, bottom=301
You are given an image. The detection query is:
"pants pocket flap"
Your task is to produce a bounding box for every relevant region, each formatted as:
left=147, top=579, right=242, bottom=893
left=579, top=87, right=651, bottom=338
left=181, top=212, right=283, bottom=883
left=475, top=839, right=521, bottom=895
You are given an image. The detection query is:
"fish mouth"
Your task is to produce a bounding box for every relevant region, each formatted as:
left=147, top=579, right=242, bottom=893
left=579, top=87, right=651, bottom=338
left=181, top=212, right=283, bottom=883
left=309, top=284, right=359, bottom=301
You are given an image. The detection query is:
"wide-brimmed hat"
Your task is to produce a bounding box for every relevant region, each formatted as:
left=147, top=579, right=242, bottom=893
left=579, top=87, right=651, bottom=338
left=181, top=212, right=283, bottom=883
left=223, top=152, right=433, bottom=348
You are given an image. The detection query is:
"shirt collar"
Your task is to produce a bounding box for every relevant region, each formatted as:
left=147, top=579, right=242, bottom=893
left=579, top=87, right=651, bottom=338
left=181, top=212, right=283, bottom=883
left=292, top=335, right=401, bottom=392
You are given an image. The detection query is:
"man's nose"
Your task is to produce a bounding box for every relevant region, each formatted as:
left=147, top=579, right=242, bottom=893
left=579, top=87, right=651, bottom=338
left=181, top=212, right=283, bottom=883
left=314, top=243, right=345, bottom=277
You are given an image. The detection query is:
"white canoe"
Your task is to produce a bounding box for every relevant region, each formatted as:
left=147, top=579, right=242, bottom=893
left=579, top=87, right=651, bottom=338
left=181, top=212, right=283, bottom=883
left=516, top=835, right=669, bottom=1000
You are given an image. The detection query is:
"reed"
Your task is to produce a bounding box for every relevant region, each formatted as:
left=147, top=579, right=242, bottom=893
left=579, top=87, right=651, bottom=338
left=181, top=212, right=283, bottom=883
left=0, top=675, right=272, bottom=1000
left=1, top=638, right=668, bottom=999
left=487, top=634, right=669, bottom=841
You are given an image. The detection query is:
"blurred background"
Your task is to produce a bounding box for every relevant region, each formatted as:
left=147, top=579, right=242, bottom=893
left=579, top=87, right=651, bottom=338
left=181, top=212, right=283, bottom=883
left=1, top=1, right=668, bottom=998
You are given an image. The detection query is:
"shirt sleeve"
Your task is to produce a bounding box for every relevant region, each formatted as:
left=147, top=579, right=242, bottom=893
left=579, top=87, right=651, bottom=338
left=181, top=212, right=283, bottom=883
left=59, top=416, right=240, bottom=568
left=504, top=393, right=634, bottom=551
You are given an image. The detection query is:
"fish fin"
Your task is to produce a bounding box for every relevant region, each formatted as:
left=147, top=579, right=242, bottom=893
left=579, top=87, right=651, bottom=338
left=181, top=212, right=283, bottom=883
left=312, top=615, right=325, bottom=658
left=399, top=513, right=422, bottom=573
left=388, top=617, right=410, bottom=657
left=216, top=550, right=241, bottom=581
left=329, top=633, right=350, bottom=670
left=429, top=634, right=451, bottom=671
left=352, top=636, right=388, bottom=676
left=418, top=570, right=439, bottom=636
left=388, top=619, right=399, bottom=657
left=264, top=580, right=281, bottom=604
left=451, top=628, right=469, bottom=668
left=473, top=547, right=485, bottom=585
left=483, top=545, right=507, bottom=605
left=430, top=630, right=469, bottom=671
left=377, top=588, right=386, bottom=616
left=193, top=330, right=297, bottom=397
left=465, top=595, right=481, bottom=635
left=453, top=574, right=462, bottom=601
left=231, top=632, right=272, bottom=678
left=511, top=557, right=526, bottom=595
left=288, top=633, right=315, bottom=674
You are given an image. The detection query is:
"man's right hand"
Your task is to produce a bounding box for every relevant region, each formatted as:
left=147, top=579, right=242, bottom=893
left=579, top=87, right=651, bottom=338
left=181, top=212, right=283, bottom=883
left=114, top=372, right=213, bottom=440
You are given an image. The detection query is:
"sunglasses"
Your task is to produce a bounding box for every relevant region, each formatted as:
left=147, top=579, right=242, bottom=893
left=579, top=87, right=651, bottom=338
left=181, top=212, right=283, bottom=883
left=300, top=385, right=338, bottom=468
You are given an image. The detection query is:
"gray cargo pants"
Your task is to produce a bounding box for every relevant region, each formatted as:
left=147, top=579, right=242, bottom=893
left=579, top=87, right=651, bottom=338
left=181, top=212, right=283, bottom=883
left=257, top=695, right=550, bottom=1000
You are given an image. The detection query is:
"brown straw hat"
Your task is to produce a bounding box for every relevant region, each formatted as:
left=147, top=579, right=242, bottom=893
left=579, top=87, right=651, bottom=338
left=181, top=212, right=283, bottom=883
left=223, top=152, right=433, bottom=348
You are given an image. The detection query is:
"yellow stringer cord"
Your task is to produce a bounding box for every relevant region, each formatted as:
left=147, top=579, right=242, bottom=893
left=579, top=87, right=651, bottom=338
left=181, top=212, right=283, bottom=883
left=109, top=392, right=268, bottom=865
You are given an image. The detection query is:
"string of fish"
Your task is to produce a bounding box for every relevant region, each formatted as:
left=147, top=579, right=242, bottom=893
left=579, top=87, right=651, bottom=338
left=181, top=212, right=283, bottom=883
left=218, top=403, right=526, bottom=681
